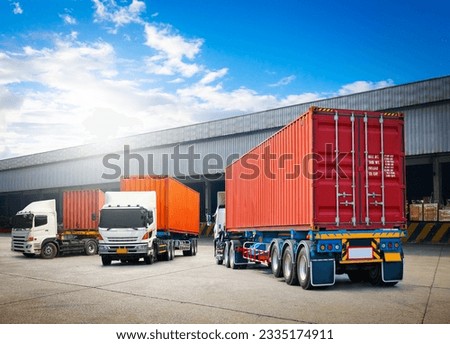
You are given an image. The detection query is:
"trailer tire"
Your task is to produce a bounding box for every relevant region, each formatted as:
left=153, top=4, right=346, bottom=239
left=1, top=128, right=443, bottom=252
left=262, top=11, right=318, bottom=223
left=41, top=242, right=57, bottom=259
left=229, top=242, right=237, bottom=270
left=297, top=247, right=312, bottom=290
left=224, top=242, right=230, bottom=268
left=84, top=240, right=98, bottom=256
left=193, top=239, right=198, bottom=256
left=214, top=240, right=223, bottom=265
left=270, top=245, right=282, bottom=278
left=101, top=256, right=111, bottom=266
left=168, top=242, right=174, bottom=260
left=282, top=246, right=298, bottom=285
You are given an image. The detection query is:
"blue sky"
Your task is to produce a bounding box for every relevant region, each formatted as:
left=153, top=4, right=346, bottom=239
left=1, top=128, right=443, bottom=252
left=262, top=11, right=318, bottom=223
left=0, top=0, right=449, bottom=159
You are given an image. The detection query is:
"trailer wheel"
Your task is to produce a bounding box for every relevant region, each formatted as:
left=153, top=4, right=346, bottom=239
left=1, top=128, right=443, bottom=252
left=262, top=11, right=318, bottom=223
left=214, top=240, right=223, bottom=265
left=84, top=240, right=98, bottom=256
left=229, top=242, right=237, bottom=270
left=282, top=246, right=298, bottom=285
left=368, top=265, right=384, bottom=286
left=224, top=242, right=230, bottom=268
left=168, top=242, right=174, bottom=260
left=41, top=242, right=57, bottom=259
left=297, top=247, right=312, bottom=290
left=270, top=245, right=282, bottom=278
left=101, top=256, right=111, bottom=266
left=192, top=239, right=198, bottom=256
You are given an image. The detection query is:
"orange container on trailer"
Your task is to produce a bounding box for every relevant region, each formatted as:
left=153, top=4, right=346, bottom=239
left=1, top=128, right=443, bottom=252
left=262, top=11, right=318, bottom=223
left=226, top=107, right=406, bottom=232
left=63, top=189, right=105, bottom=231
left=120, top=176, right=200, bottom=235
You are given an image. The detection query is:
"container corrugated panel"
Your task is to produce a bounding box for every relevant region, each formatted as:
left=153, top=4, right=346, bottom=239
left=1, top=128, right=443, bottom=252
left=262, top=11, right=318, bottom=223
left=63, top=189, right=105, bottom=230
left=120, top=176, right=200, bottom=235
left=226, top=107, right=406, bottom=231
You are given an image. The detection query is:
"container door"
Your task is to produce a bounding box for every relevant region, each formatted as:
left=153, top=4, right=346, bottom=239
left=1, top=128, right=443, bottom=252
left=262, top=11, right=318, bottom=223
left=314, top=112, right=357, bottom=227
left=359, top=114, right=405, bottom=227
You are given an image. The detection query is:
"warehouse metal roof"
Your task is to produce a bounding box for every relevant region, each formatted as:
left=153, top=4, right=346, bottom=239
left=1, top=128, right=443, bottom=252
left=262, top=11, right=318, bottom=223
left=0, top=75, right=449, bottom=193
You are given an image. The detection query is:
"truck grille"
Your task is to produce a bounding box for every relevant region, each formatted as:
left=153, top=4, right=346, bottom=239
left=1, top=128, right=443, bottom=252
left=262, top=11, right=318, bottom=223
left=106, top=236, right=139, bottom=243
left=12, top=235, right=26, bottom=252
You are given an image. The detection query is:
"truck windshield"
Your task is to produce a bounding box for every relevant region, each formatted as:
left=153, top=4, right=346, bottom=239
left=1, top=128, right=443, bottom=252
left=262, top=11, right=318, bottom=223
left=99, top=208, right=149, bottom=228
left=12, top=214, right=33, bottom=229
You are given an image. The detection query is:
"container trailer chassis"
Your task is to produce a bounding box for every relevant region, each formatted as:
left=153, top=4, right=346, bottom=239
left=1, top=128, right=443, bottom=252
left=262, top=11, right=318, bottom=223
left=214, top=228, right=405, bottom=289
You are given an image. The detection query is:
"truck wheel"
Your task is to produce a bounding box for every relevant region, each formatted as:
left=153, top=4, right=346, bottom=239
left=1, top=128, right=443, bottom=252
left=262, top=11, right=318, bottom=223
left=297, top=247, right=312, bottom=290
left=168, top=242, right=174, bottom=260
left=368, top=265, right=387, bottom=286
left=214, top=240, right=223, bottom=265
left=270, top=245, right=282, bottom=278
left=193, top=239, right=198, bottom=256
left=41, top=242, right=57, bottom=259
left=101, top=256, right=111, bottom=266
left=183, top=242, right=194, bottom=256
left=23, top=253, right=35, bottom=258
left=224, top=242, right=230, bottom=268
left=84, top=240, right=98, bottom=256
left=229, top=242, right=237, bottom=270
left=282, top=246, right=298, bottom=285
left=144, top=253, right=154, bottom=265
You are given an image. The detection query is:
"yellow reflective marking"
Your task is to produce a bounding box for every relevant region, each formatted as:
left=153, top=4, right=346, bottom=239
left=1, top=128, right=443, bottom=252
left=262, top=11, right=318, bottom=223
left=432, top=223, right=450, bottom=243
left=415, top=223, right=434, bottom=243
left=384, top=252, right=402, bottom=262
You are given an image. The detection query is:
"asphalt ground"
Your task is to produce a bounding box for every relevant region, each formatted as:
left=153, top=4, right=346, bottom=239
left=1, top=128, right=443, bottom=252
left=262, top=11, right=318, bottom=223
left=0, top=233, right=449, bottom=324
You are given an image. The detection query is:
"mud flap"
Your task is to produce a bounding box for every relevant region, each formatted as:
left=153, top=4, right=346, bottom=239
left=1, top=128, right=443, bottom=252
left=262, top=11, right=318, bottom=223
left=311, top=259, right=335, bottom=287
left=382, top=261, right=403, bottom=282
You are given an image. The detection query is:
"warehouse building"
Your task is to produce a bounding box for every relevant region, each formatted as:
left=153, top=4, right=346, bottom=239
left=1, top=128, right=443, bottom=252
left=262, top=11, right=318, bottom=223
left=1, top=76, right=449, bottom=238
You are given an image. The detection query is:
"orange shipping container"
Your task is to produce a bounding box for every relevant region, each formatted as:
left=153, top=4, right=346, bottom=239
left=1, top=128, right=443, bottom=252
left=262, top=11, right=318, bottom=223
left=120, top=176, right=200, bottom=235
left=63, top=189, right=105, bottom=231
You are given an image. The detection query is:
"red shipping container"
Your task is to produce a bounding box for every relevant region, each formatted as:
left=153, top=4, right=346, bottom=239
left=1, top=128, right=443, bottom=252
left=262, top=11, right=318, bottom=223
left=120, top=176, right=200, bottom=235
left=226, top=107, right=406, bottom=231
left=63, top=189, right=105, bottom=231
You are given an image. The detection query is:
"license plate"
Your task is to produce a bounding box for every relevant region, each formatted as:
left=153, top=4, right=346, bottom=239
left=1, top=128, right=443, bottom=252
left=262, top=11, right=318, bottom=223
left=348, top=247, right=373, bottom=259
left=116, top=248, right=128, bottom=254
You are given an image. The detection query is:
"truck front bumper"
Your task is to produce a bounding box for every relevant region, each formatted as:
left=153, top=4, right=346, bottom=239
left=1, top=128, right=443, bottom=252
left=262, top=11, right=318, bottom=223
left=98, top=243, right=149, bottom=256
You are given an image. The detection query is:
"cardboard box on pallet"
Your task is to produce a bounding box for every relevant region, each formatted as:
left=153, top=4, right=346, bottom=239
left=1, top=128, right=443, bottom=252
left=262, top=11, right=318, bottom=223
left=409, top=204, right=423, bottom=221
left=423, top=203, right=438, bottom=221
left=439, top=209, right=450, bottom=222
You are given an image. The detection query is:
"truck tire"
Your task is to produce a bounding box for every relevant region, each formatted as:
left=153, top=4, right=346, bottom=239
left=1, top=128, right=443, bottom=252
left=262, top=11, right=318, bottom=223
left=282, top=246, right=298, bottom=285
left=214, top=240, right=223, bottom=265
left=270, top=245, right=282, bottom=278
left=101, top=256, right=111, bottom=266
left=224, top=242, right=230, bottom=268
left=168, top=242, right=174, bottom=261
left=183, top=242, right=194, bottom=256
left=41, top=242, right=57, bottom=259
left=192, top=239, right=198, bottom=256
left=229, top=242, right=237, bottom=270
left=368, top=264, right=397, bottom=286
left=84, top=240, right=98, bottom=256
left=144, top=252, right=154, bottom=265
left=297, top=247, right=312, bottom=290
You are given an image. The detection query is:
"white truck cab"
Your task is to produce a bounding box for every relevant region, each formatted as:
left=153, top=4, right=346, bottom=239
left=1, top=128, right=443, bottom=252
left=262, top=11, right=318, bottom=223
left=98, top=191, right=158, bottom=265
left=11, top=200, right=58, bottom=258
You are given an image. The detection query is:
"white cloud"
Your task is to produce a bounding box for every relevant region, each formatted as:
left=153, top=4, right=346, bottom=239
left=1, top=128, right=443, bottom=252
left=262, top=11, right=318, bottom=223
left=92, top=0, right=146, bottom=33
left=12, top=2, right=23, bottom=15
left=199, top=68, right=228, bottom=85
left=337, top=79, right=395, bottom=96
left=60, top=14, right=77, bottom=25
left=269, top=75, right=296, bottom=87
left=144, top=23, right=203, bottom=77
